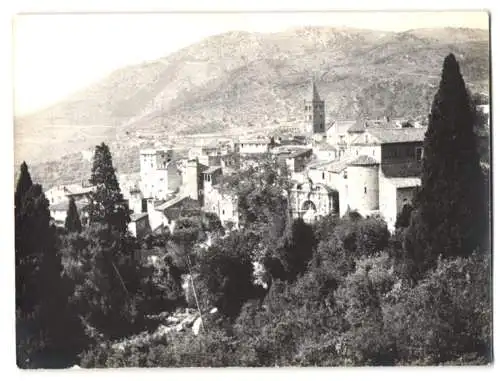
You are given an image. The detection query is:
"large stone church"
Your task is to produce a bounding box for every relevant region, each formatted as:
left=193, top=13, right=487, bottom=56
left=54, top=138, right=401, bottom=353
left=290, top=80, right=425, bottom=231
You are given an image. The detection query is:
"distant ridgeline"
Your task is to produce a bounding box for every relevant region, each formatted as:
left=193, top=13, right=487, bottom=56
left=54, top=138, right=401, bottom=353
left=15, top=26, right=489, bottom=168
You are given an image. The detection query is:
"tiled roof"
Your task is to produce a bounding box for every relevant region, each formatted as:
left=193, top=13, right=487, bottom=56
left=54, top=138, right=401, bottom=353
left=366, top=128, right=426, bottom=144
left=202, top=166, right=222, bottom=174
left=308, top=159, right=337, bottom=169
left=130, top=213, right=148, bottom=222
left=322, top=158, right=353, bottom=173
left=348, top=155, right=379, bottom=166
left=328, top=120, right=357, bottom=134
left=155, top=196, right=187, bottom=211
left=274, top=147, right=312, bottom=159
left=381, top=162, right=422, bottom=178
left=347, top=119, right=370, bottom=133
left=347, top=119, right=406, bottom=133
left=65, top=184, right=95, bottom=195
left=239, top=137, right=270, bottom=144
left=314, top=141, right=337, bottom=151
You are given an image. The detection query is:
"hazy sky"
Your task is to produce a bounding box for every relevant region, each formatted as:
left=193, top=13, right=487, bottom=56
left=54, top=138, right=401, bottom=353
left=13, top=11, right=489, bottom=115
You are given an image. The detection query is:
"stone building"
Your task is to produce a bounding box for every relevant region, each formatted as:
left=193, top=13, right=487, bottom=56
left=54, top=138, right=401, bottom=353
left=237, top=136, right=272, bottom=155
left=303, top=80, right=325, bottom=135
left=128, top=213, right=150, bottom=239
left=45, top=182, right=94, bottom=206
left=201, top=166, right=239, bottom=228
left=182, top=159, right=208, bottom=203
left=48, top=197, right=90, bottom=227
left=272, top=146, right=313, bottom=174
left=46, top=182, right=94, bottom=227
left=291, top=127, right=425, bottom=231
left=139, top=148, right=182, bottom=200
left=288, top=182, right=337, bottom=223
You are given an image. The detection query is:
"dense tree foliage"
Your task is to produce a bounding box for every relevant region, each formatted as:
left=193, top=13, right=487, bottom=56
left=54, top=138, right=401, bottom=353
left=406, top=54, right=487, bottom=279
left=16, top=54, right=491, bottom=368
left=15, top=164, right=77, bottom=368
left=195, top=231, right=260, bottom=319
left=395, top=203, right=414, bottom=230
left=61, top=224, right=143, bottom=341
left=88, top=143, right=130, bottom=234
left=65, top=197, right=82, bottom=233
left=15, top=161, right=33, bottom=210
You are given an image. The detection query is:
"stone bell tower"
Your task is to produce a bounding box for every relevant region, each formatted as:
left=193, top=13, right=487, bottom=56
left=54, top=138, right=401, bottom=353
left=303, top=78, right=325, bottom=135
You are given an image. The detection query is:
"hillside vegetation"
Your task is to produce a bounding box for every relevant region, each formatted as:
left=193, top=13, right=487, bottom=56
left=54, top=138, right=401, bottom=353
left=15, top=26, right=489, bottom=185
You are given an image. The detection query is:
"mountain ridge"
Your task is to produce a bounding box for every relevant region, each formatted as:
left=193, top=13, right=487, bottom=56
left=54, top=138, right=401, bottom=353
left=14, top=26, right=489, bottom=186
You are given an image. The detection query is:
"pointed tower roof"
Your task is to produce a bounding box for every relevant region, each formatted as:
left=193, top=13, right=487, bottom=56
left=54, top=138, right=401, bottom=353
left=309, top=78, right=321, bottom=101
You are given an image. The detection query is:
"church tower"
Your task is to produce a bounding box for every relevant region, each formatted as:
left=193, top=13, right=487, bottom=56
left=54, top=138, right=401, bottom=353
left=303, top=79, right=325, bottom=134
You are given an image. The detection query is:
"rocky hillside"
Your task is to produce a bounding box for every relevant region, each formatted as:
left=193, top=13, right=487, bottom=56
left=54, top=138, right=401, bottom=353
left=15, top=26, right=489, bottom=185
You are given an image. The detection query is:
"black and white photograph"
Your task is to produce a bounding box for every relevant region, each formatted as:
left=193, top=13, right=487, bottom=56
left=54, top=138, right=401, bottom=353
left=11, top=7, right=492, bottom=370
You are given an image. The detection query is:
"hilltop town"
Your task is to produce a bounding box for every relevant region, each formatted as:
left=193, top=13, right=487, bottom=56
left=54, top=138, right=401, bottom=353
left=44, top=79, right=489, bottom=238
left=15, top=38, right=491, bottom=366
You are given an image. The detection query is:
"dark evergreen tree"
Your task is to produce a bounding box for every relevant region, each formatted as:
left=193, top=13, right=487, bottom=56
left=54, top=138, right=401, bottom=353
left=195, top=230, right=259, bottom=319
left=61, top=224, right=143, bottom=342
left=274, top=218, right=316, bottom=282
left=65, top=197, right=82, bottom=233
left=15, top=173, right=76, bottom=368
left=15, top=161, right=33, bottom=210
left=395, top=204, right=414, bottom=230
left=405, top=54, right=486, bottom=277
left=88, top=143, right=130, bottom=234
left=60, top=144, right=142, bottom=343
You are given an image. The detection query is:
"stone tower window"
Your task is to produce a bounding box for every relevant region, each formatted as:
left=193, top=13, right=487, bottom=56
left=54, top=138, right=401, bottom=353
left=416, top=147, right=423, bottom=161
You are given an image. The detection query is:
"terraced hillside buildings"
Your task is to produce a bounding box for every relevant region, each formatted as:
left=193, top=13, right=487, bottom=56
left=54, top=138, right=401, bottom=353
left=121, top=79, right=426, bottom=235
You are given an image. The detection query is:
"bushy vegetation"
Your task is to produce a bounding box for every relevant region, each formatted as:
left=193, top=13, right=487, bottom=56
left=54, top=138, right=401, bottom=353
left=15, top=54, right=491, bottom=368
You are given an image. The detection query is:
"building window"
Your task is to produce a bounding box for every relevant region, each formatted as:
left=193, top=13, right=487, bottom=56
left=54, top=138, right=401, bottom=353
left=222, top=209, right=225, bottom=215
left=322, top=172, right=325, bottom=180
left=365, top=135, right=369, bottom=143
left=416, top=147, right=423, bottom=161
left=364, top=187, right=367, bottom=194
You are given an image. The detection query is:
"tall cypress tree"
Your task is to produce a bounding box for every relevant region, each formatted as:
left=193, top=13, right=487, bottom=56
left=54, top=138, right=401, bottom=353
left=405, top=54, right=486, bottom=276
left=15, top=161, right=33, bottom=210
left=71, top=143, right=141, bottom=341
left=65, top=197, right=82, bottom=233
left=15, top=175, right=71, bottom=367
left=88, top=143, right=130, bottom=234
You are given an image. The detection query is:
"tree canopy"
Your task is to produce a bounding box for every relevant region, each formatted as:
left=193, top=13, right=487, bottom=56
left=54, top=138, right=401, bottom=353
left=88, top=143, right=130, bottom=234
left=406, top=53, right=487, bottom=277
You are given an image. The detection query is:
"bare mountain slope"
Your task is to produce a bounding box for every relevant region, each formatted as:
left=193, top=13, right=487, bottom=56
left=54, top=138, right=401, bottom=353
left=15, top=26, right=489, bottom=186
